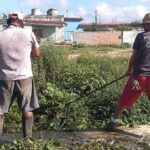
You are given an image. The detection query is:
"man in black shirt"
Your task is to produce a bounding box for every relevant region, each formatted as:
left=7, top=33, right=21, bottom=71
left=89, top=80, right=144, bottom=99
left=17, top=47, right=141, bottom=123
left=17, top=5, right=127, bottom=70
left=105, top=13, right=150, bottom=131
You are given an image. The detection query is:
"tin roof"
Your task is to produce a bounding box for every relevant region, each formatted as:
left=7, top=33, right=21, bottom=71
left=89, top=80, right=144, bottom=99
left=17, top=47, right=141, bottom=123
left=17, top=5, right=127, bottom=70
left=24, top=19, right=66, bottom=26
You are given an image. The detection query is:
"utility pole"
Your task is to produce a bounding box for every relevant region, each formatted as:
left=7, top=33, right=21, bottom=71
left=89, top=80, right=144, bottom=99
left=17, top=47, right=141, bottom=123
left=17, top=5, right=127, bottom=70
left=95, top=10, right=98, bottom=31
left=66, top=10, right=68, bottom=17
left=95, top=10, right=98, bottom=25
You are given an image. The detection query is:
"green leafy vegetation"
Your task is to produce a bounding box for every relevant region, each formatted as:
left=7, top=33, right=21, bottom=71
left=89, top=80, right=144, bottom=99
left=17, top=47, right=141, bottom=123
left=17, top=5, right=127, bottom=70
left=115, top=25, right=133, bottom=31
left=70, top=43, right=131, bottom=52
left=0, top=137, right=61, bottom=150
left=2, top=43, right=150, bottom=149
left=0, top=136, right=149, bottom=149
left=78, top=136, right=150, bottom=150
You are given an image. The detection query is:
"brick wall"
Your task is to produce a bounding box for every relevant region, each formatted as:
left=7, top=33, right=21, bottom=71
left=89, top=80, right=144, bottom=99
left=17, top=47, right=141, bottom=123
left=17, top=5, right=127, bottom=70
left=71, top=31, right=122, bottom=45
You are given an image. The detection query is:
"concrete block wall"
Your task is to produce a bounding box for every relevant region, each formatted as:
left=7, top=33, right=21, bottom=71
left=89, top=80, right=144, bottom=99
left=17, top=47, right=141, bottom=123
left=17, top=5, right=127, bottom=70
left=71, top=31, right=122, bottom=45
left=122, top=30, right=143, bottom=46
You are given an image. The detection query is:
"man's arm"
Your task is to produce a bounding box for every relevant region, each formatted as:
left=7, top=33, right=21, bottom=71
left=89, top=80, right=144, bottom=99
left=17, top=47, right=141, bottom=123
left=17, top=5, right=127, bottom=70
left=126, top=49, right=137, bottom=75
left=30, top=31, right=40, bottom=57
left=31, top=48, right=40, bottom=57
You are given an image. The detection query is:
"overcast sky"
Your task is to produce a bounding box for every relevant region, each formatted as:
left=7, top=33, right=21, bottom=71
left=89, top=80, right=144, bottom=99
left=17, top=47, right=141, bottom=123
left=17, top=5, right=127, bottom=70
left=1, top=0, right=150, bottom=23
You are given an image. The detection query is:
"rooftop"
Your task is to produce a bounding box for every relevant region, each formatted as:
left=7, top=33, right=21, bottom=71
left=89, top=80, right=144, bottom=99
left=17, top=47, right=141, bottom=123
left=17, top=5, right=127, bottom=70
left=79, top=23, right=131, bottom=28
left=64, top=17, right=83, bottom=22
left=25, top=19, right=66, bottom=26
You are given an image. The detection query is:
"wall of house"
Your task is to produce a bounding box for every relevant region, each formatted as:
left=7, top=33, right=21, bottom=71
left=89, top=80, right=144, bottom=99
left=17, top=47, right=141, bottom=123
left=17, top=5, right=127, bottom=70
left=70, top=30, right=145, bottom=45
left=34, top=26, right=64, bottom=43
left=122, top=30, right=143, bottom=46
left=70, top=31, right=122, bottom=45
left=0, top=25, right=3, bottom=31
left=42, top=26, right=56, bottom=40
left=55, top=27, right=64, bottom=43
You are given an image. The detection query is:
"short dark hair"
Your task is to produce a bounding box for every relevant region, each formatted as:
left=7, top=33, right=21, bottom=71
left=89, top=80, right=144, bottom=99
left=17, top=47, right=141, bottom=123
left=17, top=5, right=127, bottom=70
left=7, top=17, right=17, bottom=25
left=7, top=18, right=24, bottom=28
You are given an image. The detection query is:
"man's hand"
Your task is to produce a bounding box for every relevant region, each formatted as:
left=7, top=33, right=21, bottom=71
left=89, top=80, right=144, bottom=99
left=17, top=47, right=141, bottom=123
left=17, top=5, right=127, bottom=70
left=131, top=79, right=141, bottom=91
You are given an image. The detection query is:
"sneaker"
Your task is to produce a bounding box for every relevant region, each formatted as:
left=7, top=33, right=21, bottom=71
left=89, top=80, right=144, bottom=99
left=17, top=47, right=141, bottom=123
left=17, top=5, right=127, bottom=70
left=104, top=121, right=116, bottom=131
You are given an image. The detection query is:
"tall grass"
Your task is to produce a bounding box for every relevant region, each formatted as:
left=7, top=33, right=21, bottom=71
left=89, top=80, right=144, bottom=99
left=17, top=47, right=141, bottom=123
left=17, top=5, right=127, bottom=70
left=4, top=43, right=150, bottom=133
left=2, top=43, right=150, bottom=150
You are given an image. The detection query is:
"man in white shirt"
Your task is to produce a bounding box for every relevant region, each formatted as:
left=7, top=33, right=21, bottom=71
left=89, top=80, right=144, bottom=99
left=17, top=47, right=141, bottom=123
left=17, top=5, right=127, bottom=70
left=0, top=12, right=40, bottom=137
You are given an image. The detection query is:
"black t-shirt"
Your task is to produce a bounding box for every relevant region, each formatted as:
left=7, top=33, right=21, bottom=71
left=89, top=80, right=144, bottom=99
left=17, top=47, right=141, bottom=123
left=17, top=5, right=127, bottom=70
left=133, top=31, right=150, bottom=75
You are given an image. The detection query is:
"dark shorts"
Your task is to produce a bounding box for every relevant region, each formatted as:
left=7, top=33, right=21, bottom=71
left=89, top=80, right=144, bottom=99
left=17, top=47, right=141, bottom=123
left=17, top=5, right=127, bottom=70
left=0, top=77, right=39, bottom=113
left=118, top=75, right=150, bottom=108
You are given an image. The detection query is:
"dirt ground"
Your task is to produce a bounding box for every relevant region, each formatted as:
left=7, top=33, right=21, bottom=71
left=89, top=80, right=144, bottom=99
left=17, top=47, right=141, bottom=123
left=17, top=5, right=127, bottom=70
left=68, top=48, right=132, bottom=60
left=0, top=125, right=149, bottom=146
left=41, top=125, right=150, bottom=146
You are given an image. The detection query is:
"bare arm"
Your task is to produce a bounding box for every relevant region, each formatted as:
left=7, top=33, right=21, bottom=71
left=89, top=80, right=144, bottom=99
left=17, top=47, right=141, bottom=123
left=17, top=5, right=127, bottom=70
left=30, top=31, right=40, bottom=57
left=126, top=49, right=137, bottom=75
left=31, top=48, right=40, bottom=57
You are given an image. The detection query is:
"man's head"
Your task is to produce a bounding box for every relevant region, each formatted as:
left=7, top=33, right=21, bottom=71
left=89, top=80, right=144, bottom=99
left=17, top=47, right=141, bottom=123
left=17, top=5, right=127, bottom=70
left=142, top=13, right=150, bottom=32
left=7, top=12, right=24, bottom=28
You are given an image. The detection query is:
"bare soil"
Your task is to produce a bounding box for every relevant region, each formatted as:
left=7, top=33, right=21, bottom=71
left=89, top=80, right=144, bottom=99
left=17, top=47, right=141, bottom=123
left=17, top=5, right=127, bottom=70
left=68, top=49, right=132, bottom=60
left=0, top=125, right=149, bottom=147
left=48, top=125, right=150, bottom=145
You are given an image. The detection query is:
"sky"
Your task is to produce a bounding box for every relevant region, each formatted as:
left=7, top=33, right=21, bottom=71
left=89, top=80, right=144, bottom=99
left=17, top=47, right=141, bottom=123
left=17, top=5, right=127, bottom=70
left=0, top=0, right=150, bottom=23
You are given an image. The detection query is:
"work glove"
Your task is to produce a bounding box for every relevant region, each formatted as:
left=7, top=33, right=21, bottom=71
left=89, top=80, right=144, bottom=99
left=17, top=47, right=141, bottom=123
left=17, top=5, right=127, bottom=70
left=131, top=79, right=141, bottom=91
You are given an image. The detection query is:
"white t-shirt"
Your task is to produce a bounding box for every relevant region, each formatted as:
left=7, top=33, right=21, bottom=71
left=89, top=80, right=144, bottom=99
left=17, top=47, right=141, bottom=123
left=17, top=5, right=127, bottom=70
left=0, top=26, right=39, bottom=80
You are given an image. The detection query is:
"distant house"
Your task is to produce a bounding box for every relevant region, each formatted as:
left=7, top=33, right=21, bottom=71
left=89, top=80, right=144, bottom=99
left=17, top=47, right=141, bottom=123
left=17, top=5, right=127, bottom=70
left=64, top=17, right=83, bottom=41
left=24, top=8, right=67, bottom=43
left=0, top=8, right=84, bottom=43
left=78, top=22, right=142, bottom=31
left=72, top=22, right=143, bottom=45
left=0, top=8, right=67, bottom=43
